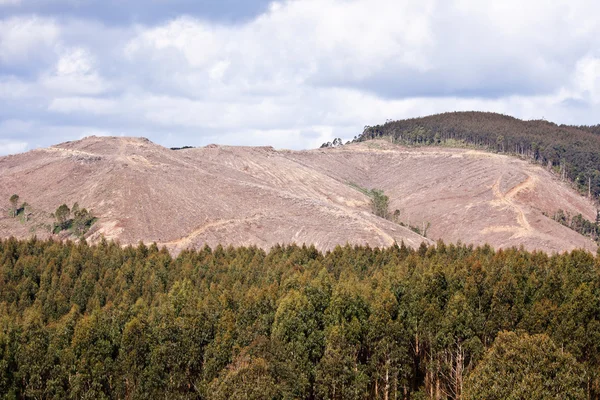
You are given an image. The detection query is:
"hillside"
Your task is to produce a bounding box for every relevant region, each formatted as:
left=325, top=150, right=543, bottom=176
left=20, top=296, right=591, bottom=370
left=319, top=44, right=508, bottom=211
left=358, top=112, right=600, bottom=197
left=0, top=135, right=597, bottom=254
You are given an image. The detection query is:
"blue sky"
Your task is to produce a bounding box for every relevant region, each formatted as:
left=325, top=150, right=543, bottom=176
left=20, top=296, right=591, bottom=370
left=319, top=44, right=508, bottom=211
left=1, top=0, right=599, bottom=154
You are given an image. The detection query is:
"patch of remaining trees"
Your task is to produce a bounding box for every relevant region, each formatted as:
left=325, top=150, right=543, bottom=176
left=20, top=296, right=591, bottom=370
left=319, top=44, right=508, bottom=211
left=7, top=194, right=96, bottom=237
left=52, top=203, right=96, bottom=236
left=349, top=183, right=431, bottom=237
left=8, top=194, right=32, bottom=221
left=546, top=208, right=600, bottom=244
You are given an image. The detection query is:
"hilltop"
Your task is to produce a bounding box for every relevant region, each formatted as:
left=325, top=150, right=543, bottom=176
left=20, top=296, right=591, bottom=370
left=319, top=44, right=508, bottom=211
left=0, top=135, right=597, bottom=254
left=358, top=111, right=600, bottom=198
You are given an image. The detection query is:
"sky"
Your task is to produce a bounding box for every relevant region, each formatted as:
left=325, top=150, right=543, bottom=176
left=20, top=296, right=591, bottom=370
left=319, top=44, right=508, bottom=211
left=0, top=0, right=599, bottom=154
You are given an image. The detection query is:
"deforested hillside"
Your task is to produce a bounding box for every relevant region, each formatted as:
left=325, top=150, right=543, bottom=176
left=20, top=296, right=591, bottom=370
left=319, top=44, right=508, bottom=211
left=0, top=136, right=429, bottom=253
left=0, top=135, right=597, bottom=254
left=358, top=112, right=600, bottom=197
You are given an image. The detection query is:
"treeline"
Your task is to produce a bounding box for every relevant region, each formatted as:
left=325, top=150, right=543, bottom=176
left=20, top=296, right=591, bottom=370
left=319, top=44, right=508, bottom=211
left=550, top=209, right=600, bottom=242
left=0, top=238, right=599, bottom=399
left=170, top=146, right=195, bottom=151
left=357, top=112, right=600, bottom=198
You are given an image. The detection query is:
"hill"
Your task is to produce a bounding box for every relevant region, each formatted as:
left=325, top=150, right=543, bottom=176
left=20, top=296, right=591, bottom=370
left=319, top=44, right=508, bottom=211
left=0, top=135, right=597, bottom=254
left=358, top=111, right=600, bottom=198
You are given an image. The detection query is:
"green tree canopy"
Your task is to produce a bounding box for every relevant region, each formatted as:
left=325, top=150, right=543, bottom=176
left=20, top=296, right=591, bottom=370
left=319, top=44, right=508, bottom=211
left=9, top=194, right=19, bottom=217
left=463, top=331, right=585, bottom=400
left=370, top=189, right=389, bottom=219
left=54, top=204, right=71, bottom=230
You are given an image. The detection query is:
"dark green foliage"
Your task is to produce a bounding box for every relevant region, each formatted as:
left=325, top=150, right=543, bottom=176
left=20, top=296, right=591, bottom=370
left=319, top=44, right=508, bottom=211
left=550, top=209, right=600, bottom=242
left=8, top=195, right=19, bottom=218
left=463, top=331, right=585, bottom=399
left=370, top=189, right=389, bottom=219
left=170, top=146, right=195, bottom=150
left=357, top=112, right=600, bottom=198
left=1, top=238, right=600, bottom=398
left=53, top=203, right=96, bottom=236
left=53, top=204, right=70, bottom=232
left=320, top=138, right=344, bottom=148
left=72, top=207, right=96, bottom=237
left=348, top=183, right=389, bottom=219
left=349, top=184, right=429, bottom=237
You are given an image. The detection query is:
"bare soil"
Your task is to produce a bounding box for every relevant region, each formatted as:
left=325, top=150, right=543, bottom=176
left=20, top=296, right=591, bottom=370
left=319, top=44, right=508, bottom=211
left=0, top=137, right=596, bottom=254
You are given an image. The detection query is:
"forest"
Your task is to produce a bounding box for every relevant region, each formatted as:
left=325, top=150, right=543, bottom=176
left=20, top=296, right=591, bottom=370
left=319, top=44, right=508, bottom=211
left=357, top=112, right=600, bottom=199
left=1, top=237, right=599, bottom=399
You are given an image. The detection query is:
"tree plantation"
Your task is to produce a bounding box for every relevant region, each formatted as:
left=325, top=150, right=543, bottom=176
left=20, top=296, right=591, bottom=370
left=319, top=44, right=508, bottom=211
left=1, top=238, right=600, bottom=399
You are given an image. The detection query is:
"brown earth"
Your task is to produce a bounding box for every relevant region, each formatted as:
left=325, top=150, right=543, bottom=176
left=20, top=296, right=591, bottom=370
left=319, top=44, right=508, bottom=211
left=0, top=136, right=596, bottom=254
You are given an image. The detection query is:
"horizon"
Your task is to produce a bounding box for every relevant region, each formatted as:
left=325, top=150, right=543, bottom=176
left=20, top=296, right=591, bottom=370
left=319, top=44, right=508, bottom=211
left=1, top=1, right=600, bottom=155
left=1, top=110, right=598, bottom=156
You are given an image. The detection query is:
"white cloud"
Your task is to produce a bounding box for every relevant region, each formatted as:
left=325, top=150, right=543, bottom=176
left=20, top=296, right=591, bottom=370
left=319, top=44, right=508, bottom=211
left=3, top=0, right=600, bottom=151
left=123, top=0, right=435, bottom=96
left=570, top=55, right=600, bottom=103
left=0, top=76, right=35, bottom=98
left=41, top=47, right=110, bottom=95
left=0, top=16, right=59, bottom=65
left=48, top=96, right=117, bottom=114
left=120, top=0, right=600, bottom=100
left=0, top=139, right=27, bottom=155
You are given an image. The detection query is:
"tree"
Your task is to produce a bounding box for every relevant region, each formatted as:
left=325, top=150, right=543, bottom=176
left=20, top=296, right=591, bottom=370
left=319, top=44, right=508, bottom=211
left=9, top=194, right=19, bottom=217
left=54, top=204, right=71, bottom=231
left=321, top=138, right=344, bottom=148
left=496, top=135, right=505, bottom=152
left=370, top=189, right=389, bottom=219
left=316, top=325, right=368, bottom=400
left=73, top=207, right=95, bottom=237
left=463, top=331, right=585, bottom=400
left=366, top=291, right=410, bottom=400
left=21, top=203, right=32, bottom=221
left=71, top=202, right=80, bottom=216
left=271, top=290, right=323, bottom=397
left=209, top=352, right=279, bottom=400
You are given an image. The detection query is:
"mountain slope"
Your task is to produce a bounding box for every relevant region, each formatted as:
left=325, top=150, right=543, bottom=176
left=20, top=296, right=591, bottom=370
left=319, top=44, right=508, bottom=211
left=358, top=111, right=600, bottom=198
left=290, top=141, right=597, bottom=253
left=0, top=136, right=596, bottom=254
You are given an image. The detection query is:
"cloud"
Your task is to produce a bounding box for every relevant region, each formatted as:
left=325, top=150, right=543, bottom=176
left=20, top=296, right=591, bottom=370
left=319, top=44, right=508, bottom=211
left=1, top=0, right=600, bottom=154
left=41, top=47, right=110, bottom=95
left=122, top=1, right=435, bottom=97
left=0, top=16, right=59, bottom=66
left=0, top=139, right=27, bottom=155
left=48, top=97, right=112, bottom=114
left=570, top=55, right=600, bottom=103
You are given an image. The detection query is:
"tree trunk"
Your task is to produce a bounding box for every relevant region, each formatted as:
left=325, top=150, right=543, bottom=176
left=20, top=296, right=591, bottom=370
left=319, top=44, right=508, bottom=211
left=426, top=367, right=433, bottom=399
left=455, top=344, right=464, bottom=400
left=384, top=357, right=390, bottom=400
